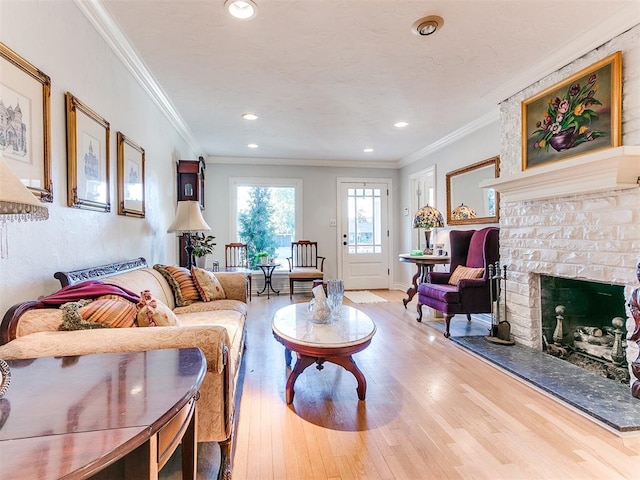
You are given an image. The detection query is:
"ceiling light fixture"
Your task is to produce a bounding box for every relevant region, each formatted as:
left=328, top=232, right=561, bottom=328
left=248, top=143, right=258, bottom=148
left=412, top=15, right=444, bottom=36
left=394, top=121, right=409, bottom=128
left=225, top=0, right=258, bottom=20
left=363, top=148, right=374, bottom=153
left=242, top=113, right=258, bottom=120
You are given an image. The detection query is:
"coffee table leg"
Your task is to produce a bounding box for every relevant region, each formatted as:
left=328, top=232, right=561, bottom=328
left=329, top=355, right=367, bottom=400
left=286, top=354, right=316, bottom=404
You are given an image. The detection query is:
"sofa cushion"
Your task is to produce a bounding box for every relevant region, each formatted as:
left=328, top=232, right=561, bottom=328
left=136, top=290, right=178, bottom=327
left=153, top=265, right=201, bottom=306
left=191, top=267, right=226, bottom=301
left=59, top=297, right=137, bottom=330
left=448, top=265, right=484, bottom=285
left=174, top=299, right=247, bottom=316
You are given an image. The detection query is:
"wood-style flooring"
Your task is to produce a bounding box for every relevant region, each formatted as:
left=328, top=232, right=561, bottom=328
left=164, top=290, right=640, bottom=480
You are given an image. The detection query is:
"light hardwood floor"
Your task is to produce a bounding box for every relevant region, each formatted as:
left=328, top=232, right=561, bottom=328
left=167, top=289, right=640, bottom=479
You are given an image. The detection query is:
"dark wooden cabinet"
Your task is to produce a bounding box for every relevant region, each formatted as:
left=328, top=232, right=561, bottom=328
left=177, top=157, right=205, bottom=209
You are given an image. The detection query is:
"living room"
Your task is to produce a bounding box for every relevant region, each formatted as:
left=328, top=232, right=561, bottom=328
left=1, top=0, right=640, bottom=478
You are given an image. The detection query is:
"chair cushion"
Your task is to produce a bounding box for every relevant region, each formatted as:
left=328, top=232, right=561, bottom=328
left=289, top=268, right=323, bottom=279
left=418, top=283, right=460, bottom=303
left=448, top=265, right=484, bottom=285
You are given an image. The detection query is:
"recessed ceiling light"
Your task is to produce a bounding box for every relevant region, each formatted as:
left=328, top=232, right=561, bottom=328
left=363, top=148, right=374, bottom=153
left=242, top=113, right=258, bottom=120
left=225, top=0, right=258, bottom=20
left=247, top=143, right=258, bottom=148
left=412, top=15, right=444, bottom=36
left=394, top=121, right=409, bottom=128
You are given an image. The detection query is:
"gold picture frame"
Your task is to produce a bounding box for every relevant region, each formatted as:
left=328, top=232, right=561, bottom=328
left=65, top=92, right=110, bottom=212
left=0, top=42, right=52, bottom=202
left=522, top=51, right=622, bottom=170
left=117, top=132, right=145, bottom=218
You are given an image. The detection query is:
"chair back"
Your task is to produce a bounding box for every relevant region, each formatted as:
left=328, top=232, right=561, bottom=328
left=449, top=227, right=499, bottom=279
left=289, top=240, right=321, bottom=269
left=225, top=243, right=248, bottom=268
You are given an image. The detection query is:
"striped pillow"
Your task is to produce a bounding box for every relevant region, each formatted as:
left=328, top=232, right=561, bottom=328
left=448, top=265, right=485, bottom=286
left=154, top=264, right=201, bottom=306
left=59, top=297, right=137, bottom=330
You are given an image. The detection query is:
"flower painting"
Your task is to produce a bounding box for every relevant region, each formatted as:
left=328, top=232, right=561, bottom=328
left=522, top=51, right=621, bottom=170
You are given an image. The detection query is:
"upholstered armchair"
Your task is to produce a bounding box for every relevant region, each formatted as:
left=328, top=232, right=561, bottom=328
left=287, top=240, right=325, bottom=298
left=417, top=227, right=499, bottom=338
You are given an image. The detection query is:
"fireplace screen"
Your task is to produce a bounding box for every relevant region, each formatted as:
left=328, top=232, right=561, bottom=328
left=540, top=275, right=628, bottom=384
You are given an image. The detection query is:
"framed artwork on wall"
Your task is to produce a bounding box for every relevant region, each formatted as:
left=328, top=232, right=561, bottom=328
left=65, top=92, right=110, bottom=212
left=117, top=132, right=145, bottom=218
left=521, top=51, right=622, bottom=171
left=0, top=42, right=52, bottom=202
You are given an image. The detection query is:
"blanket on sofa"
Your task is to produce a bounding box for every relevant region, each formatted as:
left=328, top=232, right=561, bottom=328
left=39, top=280, right=140, bottom=305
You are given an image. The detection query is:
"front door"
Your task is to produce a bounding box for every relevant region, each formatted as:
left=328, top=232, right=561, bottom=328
left=338, top=180, right=390, bottom=290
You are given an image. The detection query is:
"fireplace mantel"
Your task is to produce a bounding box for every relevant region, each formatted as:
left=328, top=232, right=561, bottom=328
left=482, top=146, right=640, bottom=202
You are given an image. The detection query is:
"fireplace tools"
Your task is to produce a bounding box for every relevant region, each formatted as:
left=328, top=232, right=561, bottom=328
left=486, top=261, right=514, bottom=345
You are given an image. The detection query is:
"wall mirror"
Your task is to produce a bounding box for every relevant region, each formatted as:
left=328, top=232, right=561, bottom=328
left=446, top=156, right=500, bottom=225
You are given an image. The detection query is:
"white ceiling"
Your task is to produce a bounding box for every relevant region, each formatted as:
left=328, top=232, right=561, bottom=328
left=86, top=0, right=640, bottom=168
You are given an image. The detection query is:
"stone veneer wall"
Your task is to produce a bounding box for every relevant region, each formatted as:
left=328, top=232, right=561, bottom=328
left=497, top=25, right=640, bottom=354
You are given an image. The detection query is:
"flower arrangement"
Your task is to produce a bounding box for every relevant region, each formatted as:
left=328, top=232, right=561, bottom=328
left=192, top=233, right=216, bottom=258
left=531, top=73, right=606, bottom=153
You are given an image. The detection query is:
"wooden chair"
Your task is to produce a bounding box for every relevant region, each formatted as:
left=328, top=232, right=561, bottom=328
left=287, top=240, right=325, bottom=299
left=224, top=243, right=252, bottom=301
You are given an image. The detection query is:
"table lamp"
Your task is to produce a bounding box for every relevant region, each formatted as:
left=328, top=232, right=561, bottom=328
left=167, top=200, right=211, bottom=269
left=413, top=205, right=444, bottom=254
left=451, top=203, right=477, bottom=220
left=1, top=153, right=50, bottom=397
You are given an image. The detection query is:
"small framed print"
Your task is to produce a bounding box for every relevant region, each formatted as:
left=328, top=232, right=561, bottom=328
left=0, top=42, right=52, bottom=202
left=117, top=131, right=145, bottom=218
left=65, top=92, right=110, bottom=212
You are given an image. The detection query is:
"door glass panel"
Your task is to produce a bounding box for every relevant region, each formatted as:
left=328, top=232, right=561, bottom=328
left=347, top=187, right=382, bottom=255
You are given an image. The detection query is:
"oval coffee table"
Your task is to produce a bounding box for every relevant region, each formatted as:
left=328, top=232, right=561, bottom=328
left=272, top=303, right=376, bottom=404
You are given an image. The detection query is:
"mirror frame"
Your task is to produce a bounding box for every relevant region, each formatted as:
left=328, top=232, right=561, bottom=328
left=446, top=155, right=500, bottom=226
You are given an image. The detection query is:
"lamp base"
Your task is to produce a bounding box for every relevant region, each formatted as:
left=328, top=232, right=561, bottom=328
left=423, top=230, right=433, bottom=255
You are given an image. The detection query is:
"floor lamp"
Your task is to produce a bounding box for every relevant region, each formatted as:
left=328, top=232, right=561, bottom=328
left=0, top=153, right=50, bottom=397
left=167, top=200, right=211, bottom=269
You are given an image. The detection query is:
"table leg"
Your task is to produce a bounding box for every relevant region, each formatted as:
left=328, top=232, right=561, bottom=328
left=328, top=355, right=367, bottom=400
left=286, top=354, right=316, bottom=404
left=403, top=264, right=423, bottom=307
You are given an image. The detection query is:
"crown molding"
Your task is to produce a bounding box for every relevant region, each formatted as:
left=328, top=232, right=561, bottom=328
left=207, top=155, right=398, bottom=169
left=397, top=109, right=500, bottom=168
left=74, top=0, right=201, bottom=154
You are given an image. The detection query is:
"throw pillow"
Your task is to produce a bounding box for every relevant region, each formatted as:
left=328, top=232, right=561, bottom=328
left=59, top=297, right=137, bottom=331
left=153, top=264, right=201, bottom=306
left=191, top=267, right=227, bottom=302
left=136, top=290, right=178, bottom=327
left=448, top=265, right=485, bottom=286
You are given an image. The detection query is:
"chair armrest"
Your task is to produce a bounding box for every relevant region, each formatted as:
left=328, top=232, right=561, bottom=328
left=457, top=278, right=487, bottom=289
left=318, top=256, right=326, bottom=271
left=428, top=272, right=451, bottom=284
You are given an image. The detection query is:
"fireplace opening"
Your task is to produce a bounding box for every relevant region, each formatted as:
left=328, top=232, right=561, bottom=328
left=540, top=275, right=628, bottom=384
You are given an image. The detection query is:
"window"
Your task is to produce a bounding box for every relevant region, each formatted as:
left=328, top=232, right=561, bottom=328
left=230, top=177, right=302, bottom=267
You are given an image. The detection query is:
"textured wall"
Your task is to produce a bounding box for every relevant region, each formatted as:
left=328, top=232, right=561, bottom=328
left=498, top=25, right=640, bottom=350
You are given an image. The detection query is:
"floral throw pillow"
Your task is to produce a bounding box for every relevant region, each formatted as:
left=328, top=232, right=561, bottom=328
left=136, top=290, right=178, bottom=327
left=191, top=267, right=227, bottom=302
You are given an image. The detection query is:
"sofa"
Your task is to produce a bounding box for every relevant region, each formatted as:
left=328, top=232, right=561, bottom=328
left=0, top=257, right=247, bottom=479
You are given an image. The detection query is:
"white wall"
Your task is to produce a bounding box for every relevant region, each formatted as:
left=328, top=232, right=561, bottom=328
left=203, top=162, right=398, bottom=281
left=396, top=121, right=501, bottom=289
left=0, top=1, right=195, bottom=315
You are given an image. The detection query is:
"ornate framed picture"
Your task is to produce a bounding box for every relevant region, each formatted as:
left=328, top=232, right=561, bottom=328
left=0, top=42, right=52, bottom=202
left=117, top=132, right=145, bottom=218
left=521, top=51, right=622, bottom=170
left=65, top=92, right=110, bottom=212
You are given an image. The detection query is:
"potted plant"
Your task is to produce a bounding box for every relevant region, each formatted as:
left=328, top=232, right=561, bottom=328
left=256, top=251, right=269, bottom=265
left=192, top=233, right=216, bottom=268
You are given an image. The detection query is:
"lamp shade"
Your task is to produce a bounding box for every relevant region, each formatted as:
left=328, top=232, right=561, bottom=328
left=451, top=203, right=477, bottom=220
left=167, top=200, right=210, bottom=233
left=0, top=154, right=48, bottom=222
left=413, top=205, right=444, bottom=229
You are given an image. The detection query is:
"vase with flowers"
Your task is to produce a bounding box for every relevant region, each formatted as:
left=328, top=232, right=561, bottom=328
left=530, top=73, right=606, bottom=153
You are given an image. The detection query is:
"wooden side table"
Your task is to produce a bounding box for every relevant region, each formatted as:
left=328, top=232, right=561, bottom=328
left=0, top=348, right=205, bottom=480
left=398, top=254, right=450, bottom=307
